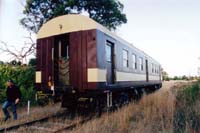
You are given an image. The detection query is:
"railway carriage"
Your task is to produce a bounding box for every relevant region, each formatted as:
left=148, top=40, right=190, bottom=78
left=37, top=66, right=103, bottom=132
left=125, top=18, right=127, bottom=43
left=36, top=14, right=162, bottom=108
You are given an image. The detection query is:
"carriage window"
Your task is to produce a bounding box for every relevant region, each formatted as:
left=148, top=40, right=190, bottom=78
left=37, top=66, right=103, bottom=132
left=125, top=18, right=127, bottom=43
left=139, top=57, right=143, bottom=71
left=105, top=43, right=111, bottom=62
left=123, top=50, right=129, bottom=68
left=156, top=66, right=158, bottom=73
left=151, top=63, right=154, bottom=73
left=132, top=54, right=137, bottom=69
left=155, top=65, right=158, bottom=73
left=156, top=65, right=158, bottom=73
left=59, top=40, right=69, bottom=59
left=59, top=41, right=62, bottom=58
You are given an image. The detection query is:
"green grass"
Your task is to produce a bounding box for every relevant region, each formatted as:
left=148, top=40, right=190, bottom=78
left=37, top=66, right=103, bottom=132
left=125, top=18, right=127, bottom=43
left=174, top=82, right=200, bottom=132
left=176, top=83, right=200, bottom=105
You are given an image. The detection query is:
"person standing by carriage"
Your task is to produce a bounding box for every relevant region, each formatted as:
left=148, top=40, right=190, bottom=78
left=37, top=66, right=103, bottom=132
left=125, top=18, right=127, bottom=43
left=2, top=79, right=21, bottom=121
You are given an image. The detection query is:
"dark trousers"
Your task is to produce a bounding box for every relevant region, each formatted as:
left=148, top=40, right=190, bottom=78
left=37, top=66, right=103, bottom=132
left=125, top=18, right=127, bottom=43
left=2, top=100, right=17, bottom=120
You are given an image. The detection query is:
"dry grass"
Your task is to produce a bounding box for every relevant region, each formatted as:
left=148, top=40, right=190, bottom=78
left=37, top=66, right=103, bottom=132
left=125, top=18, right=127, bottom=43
left=71, top=81, right=197, bottom=133
left=0, top=103, right=65, bottom=128
left=15, top=114, right=84, bottom=133
left=0, top=81, right=198, bottom=132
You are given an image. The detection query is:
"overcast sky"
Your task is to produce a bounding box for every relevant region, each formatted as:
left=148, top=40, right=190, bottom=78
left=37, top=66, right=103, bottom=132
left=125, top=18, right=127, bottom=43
left=0, top=0, right=200, bottom=76
left=119, top=0, right=200, bottom=77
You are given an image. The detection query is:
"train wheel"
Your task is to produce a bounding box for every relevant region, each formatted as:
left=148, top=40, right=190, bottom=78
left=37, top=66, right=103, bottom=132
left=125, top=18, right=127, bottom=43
left=94, top=98, right=102, bottom=117
left=115, top=92, right=130, bottom=107
left=135, top=88, right=144, bottom=101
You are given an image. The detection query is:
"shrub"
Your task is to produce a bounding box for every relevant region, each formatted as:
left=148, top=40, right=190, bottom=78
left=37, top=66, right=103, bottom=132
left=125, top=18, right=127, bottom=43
left=176, top=83, right=199, bottom=105
left=28, top=58, right=36, bottom=66
left=0, top=64, right=36, bottom=105
left=174, top=83, right=200, bottom=132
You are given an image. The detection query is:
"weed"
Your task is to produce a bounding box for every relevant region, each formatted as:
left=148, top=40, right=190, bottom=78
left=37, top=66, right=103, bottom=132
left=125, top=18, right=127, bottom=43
left=174, top=83, right=200, bottom=132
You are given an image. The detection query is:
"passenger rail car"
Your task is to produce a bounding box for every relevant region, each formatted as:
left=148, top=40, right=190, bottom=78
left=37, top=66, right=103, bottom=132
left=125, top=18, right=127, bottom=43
left=36, top=15, right=162, bottom=108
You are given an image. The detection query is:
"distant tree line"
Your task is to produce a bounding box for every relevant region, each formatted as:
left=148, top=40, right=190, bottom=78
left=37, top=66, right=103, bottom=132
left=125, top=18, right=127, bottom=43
left=162, top=70, right=199, bottom=81
left=0, top=58, right=36, bottom=66
left=163, top=75, right=199, bottom=81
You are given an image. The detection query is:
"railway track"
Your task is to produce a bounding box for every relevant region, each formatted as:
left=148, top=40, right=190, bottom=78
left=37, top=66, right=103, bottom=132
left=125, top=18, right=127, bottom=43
left=0, top=111, right=92, bottom=133
left=0, top=85, right=160, bottom=132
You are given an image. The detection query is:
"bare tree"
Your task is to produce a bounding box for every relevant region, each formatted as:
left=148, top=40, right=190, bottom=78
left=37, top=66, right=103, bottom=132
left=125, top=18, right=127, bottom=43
left=0, top=33, right=36, bottom=64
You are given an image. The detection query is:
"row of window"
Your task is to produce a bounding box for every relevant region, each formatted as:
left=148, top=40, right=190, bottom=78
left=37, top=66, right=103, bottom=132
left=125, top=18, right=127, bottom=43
left=105, top=43, right=160, bottom=74
left=123, top=49, right=160, bottom=74
left=151, top=63, right=160, bottom=74
left=122, top=49, right=144, bottom=71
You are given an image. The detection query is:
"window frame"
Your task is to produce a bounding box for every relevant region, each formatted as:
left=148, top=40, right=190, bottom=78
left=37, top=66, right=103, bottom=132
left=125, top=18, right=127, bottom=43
left=105, top=42, right=112, bottom=62
left=139, top=57, right=143, bottom=71
left=132, top=53, right=137, bottom=69
left=123, top=49, right=129, bottom=68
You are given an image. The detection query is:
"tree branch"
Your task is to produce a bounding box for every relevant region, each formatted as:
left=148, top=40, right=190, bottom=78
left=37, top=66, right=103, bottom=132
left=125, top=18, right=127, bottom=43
left=0, top=33, right=36, bottom=63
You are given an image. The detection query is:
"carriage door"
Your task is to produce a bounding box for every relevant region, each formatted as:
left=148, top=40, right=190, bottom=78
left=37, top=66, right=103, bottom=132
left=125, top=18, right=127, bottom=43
left=105, top=41, right=115, bottom=84
left=54, top=35, right=70, bottom=86
left=145, top=59, right=149, bottom=82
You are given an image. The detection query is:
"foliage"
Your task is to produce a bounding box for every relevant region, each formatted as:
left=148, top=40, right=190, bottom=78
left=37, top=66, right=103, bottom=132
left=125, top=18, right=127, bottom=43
left=21, top=0, right=127, bottom=32
left=176, top=83, right=199, bottom=105
left=182, top=75, right=189, bottom=80
left=0, top=65, right=36, bottom=105
left=173, top=76, right=179, bottom=80
left=174, top=83, right=200, bottom=132
left=28, top=58, right=37, bottom=66
left=10, top=60, right=22, bottom=66
left=163, top=76, right=170, bottom=81
left=162, top=70, right=170, bottom=81
left=0, top=61, right=4, bottom=65
left=171, top=75, right=191, bottom=81
left=20, top=86, right=36, bottom=106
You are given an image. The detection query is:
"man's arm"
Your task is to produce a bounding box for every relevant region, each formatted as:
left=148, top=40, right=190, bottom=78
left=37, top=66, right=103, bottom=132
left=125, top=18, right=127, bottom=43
left=15, top=87, right=21, bottom=104
left=15, top=98, right=20, bottom=104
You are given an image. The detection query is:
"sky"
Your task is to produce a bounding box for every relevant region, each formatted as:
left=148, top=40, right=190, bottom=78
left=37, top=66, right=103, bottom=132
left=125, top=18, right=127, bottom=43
left=0, top=0, right=200, bottom=77
left=0, top=0, right=35, bottom=62
left=118, top=0, right=200, bottom=77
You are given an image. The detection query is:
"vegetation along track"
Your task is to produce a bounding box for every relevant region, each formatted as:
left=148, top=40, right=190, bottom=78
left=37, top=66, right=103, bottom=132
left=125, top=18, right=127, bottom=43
left=0, top=82, right=173, bottom=132
left=0, top=111, right=92, bottom=133
left=0, top=88, right=147, bottom=133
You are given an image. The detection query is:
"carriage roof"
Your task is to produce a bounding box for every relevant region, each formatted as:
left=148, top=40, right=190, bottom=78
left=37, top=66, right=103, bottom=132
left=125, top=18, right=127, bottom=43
left=37, top=14, right=160, bottom=64
left=37, top=14, right=132, bottom=47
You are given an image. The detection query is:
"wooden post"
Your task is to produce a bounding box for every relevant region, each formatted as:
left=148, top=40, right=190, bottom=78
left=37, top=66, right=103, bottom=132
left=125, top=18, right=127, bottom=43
left=27, top=100, right=30, bottom=115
